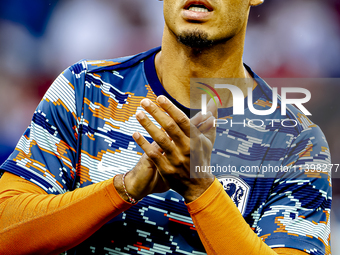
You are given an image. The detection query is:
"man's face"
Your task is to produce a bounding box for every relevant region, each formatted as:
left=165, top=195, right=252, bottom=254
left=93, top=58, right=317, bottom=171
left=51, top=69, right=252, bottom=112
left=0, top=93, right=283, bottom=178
left=163, top=0, right=253, bottom=47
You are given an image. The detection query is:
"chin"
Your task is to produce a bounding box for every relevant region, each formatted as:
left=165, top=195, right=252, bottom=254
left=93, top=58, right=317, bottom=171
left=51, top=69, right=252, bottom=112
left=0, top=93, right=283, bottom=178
left=177, top=29, right=215, bottom=48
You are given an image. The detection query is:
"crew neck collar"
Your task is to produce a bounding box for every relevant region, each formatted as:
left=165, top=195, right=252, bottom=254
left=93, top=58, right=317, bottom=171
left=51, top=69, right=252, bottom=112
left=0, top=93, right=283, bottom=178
left=144, top=48, right=266, bottom=118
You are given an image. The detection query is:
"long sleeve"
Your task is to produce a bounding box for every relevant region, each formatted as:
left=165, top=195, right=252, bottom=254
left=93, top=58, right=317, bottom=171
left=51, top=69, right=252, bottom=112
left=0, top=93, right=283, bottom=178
left=186, top=178, right=307, bottom=255
left=0, top=172, right=132, bottom=255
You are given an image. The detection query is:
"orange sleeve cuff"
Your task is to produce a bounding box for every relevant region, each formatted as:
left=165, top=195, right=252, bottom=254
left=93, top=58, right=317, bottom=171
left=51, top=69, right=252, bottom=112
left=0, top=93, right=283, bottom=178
left=186, top=178, right=224, bottom=215
left=186, top=178, right=277, bottom=255
left=185, top=178, right=307, bottom=255
left=105, top=175, right=135, bottom=211
left=0, top=172, right=133, bottom=254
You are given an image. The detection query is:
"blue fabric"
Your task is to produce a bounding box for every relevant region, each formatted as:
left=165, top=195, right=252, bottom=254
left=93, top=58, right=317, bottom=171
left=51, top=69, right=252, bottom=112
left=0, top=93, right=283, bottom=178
left=1, top=47, right=332, bottom=254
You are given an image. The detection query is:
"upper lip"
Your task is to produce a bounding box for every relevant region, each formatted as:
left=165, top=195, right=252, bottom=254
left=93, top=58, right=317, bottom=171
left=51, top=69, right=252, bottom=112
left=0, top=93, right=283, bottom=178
left=183, top=0, right=213, bottom=12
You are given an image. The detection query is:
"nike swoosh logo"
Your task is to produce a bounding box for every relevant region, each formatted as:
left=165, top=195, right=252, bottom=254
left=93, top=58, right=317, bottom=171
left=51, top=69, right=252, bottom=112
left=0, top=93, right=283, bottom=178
left=98, top=161, right=112, bottom=172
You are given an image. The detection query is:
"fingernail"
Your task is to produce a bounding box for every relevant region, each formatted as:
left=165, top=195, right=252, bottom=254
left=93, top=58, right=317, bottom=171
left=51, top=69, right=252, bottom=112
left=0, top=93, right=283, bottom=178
left=157, top=96, right=165, bottom=104
left=141, top=98, right=151, bottom=108
left=133, top=132, right=140, bottom=139
left=136, top=111, right=145, bottom=120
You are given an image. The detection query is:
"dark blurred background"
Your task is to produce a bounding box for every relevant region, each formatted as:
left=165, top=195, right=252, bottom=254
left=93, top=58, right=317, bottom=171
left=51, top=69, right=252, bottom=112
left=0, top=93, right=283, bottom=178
left=0, top=0, right=339, bottom=253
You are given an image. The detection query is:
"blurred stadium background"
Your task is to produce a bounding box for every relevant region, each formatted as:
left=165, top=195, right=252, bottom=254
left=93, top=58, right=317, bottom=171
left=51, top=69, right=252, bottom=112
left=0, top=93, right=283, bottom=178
left=0, top=0, right=339, bottom=253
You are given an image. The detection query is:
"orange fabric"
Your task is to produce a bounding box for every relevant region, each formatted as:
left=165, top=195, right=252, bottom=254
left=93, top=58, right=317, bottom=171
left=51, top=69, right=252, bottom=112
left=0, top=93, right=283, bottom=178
left=273, top=248, right=308, bottom=254
left=0, top=172, right=132, bottom=255
left=186, top=178, right=307, bottom=255
left=0, top=173, right=308, bottom=255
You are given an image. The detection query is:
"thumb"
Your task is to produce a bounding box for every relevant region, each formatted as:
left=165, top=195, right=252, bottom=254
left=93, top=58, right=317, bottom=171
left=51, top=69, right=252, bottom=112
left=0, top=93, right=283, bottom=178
left=207, top=96, right=218, bottom=119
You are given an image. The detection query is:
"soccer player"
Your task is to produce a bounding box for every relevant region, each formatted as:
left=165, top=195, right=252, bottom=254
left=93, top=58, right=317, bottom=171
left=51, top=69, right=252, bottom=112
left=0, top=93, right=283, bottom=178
left=0, top=0, right=331, bottom=254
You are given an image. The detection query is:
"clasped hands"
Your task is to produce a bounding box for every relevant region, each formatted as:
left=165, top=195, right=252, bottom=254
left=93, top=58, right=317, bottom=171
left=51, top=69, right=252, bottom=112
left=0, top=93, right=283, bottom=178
left=124, top=95, right=217, bottom=203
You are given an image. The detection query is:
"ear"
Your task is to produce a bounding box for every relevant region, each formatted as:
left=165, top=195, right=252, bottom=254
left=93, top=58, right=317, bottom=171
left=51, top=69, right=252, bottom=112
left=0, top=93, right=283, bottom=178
left=250, top=0, right=264, bottom=7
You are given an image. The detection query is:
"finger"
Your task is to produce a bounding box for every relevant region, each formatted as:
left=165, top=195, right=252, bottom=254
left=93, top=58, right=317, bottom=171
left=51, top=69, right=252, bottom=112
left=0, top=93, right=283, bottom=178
left=141, top=98, right=188, bottom=146
left=197, top=115, right=216, bottom=133
left=190, top=97, right=218, bottom=139
left=136, top=110, right=176, bottom=155
left=207, top=96, right=218, bottom=119
left=204, top=119, right=217, bottom=144
left=151, top=141, right=164, bottom=153
left=133, top=132, right=169, bottom=168
left=191, top=111, right=212, bottom=127
left=155, top=96, right=191, bottom=137
left=200, top=111, right=213, bottom=123
left=191, top=97, right=217, bottom=127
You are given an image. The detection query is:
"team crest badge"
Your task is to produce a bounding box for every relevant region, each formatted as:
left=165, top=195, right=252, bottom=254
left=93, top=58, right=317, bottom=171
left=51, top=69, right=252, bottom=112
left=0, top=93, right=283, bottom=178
left=218, top=175, right=250, bottom=215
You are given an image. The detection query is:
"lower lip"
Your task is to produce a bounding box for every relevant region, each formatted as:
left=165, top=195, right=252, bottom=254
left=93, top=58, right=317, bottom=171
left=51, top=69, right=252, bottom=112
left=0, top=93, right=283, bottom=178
left=182, top=9, right=213, bottom=21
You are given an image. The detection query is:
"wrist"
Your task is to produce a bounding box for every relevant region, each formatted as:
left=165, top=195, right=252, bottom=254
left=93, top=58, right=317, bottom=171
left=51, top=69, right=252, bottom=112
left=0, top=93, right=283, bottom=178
left=122, top=171, right=142, bottom=203
left=183, top=177, right=215, bottom=203
left=113, top=172, right=143, bottom=204
left=124, top=170, right=145, bottom=201
left=113, top=174, right=130, bottom=203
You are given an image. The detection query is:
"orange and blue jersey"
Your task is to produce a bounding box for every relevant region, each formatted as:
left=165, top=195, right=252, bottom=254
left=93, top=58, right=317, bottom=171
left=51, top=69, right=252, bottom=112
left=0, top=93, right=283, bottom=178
left=1, top=47, right=332, bottom=255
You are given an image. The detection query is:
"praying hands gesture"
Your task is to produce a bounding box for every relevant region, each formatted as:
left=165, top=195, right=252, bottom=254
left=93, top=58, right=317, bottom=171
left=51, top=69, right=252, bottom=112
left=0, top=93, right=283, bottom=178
left=125, top=95, right=217, bottom=203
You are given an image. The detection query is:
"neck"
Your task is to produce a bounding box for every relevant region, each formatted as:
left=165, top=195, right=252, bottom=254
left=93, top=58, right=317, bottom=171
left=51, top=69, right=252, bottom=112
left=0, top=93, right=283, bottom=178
left=155, top=22, right=250, bottom=108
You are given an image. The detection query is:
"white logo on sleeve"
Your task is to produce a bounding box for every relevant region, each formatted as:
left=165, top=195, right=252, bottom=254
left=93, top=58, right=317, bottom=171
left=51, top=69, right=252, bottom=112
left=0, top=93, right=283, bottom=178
left=218, top=175, right=250, bottom=215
